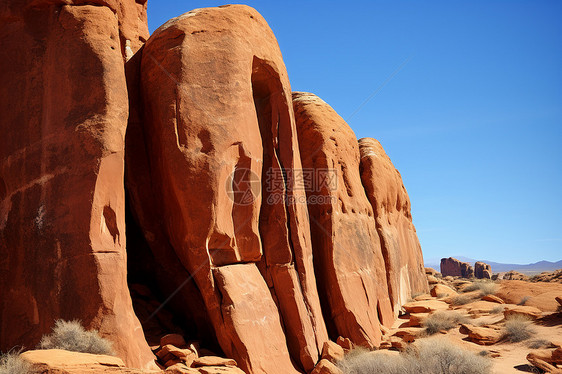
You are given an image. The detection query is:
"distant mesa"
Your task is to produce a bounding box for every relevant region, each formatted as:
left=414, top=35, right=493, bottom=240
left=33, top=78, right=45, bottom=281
left=440, top=257, right=476, bottom=278
left=474, top=261, right=492, bottom=279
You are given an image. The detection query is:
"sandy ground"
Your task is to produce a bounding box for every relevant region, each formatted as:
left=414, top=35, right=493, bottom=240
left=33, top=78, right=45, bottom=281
left=386, top=281, right=562, bottom=373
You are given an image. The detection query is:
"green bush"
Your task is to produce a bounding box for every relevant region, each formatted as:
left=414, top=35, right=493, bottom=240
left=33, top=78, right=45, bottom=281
left=502, top=315, right=535, bottom=343
left=39, top=320, right=113, bottom=355
left=423, top=311, right=469, bottom=335
left=338, top=338, right=491, bottom=374
left=0, top=351, right=31, bottom=374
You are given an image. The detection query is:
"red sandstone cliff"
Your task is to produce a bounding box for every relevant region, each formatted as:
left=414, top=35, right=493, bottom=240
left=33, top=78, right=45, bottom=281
left=0, top=3, right=428, bottom=373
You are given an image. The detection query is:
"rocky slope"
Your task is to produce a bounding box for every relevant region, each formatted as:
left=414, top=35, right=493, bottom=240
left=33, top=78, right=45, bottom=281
left=0, top=2, right=428, bottom=373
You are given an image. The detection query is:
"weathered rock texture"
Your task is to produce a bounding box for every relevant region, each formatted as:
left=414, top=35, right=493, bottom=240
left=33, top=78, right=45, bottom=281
left=1, top=3, right=428, bottom=373
left=474, top=261, right=492, bottom=279
left=358, top=138, right=429, bottom=313
left=293, top=92, right=393, bottom=348
left=0, top=0, right=153, bottom=368
left=129, top=6, right=327, bottom=373
left=440, top=257, right=474, bottom=278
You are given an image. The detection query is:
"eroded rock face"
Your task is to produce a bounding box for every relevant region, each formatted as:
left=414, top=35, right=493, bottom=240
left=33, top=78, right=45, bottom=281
left=0, top=0, right=148, bottom=59
left=2, top=3, right=430, bottom=372
left=440, top=257, right=474, bottom=278
left=475, top=261, right=492, bottom=279
left=293, top=92, right=393, bottom=348
left=358, top=138, right=428, bottom=313
left=0, top=1, right=153, bottom=368
left=130, top=5, right=326, bottom=373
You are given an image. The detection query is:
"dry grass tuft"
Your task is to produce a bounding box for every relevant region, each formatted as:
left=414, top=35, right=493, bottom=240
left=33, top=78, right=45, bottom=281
left=502, top=315, right=535, bottom=343
left=39, top=320, right=113, bottom=355
left=490, top=305, right=505, bottom=314
left=423, top=311, right=469, bottom=335
left=517, top=296, right=531, bottom=306
left=338, top=338, right=492, bottom=374
left=527, top=339, right=551, bottom=349
left=451, top=294, right=476, bottom=306
left=463, top=281, right=498, bottom=296
left=0, top=350, right=31, bottom=374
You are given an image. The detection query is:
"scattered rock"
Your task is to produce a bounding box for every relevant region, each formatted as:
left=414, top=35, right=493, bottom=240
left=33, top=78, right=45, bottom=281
left=311, top=359, right=344, bottom=374
left=497, top=271, right=529, bottom=281
left=192, top=356, right=237, bottom=367
left=414, top=294, right=433, bottom=301
left=165, top=364, right=200, bottom=374
left=160, top=335, right=187, bottom=348
left=403, top=300, right=449, bottom=313
left=527, top=348, right=562, bottom=373
left=392, top=328, right=419, bottom=343
left=474, top=262, right=492, bottom=279
left=198, top=367, right=246, bottom=374
left=459, top=324, right=501, bottom=345
left=431, top=284, right=458, bottom=298
left=336, top=336, right=353, bottom=351
left=462, top=300, right=506, bottom=315
left=389, top=336, right=407, bottom=350
left=407, top=313, right=429, bottom=327
left=321, top=341, right=345, bottom=363
left=427, top=275, right=439, bottom=285
left=425, top=268, right=439, bottom=276
left=531, top=269, right=562, bottom=284
left=20, top=349, right=155, bottom=373
left=482, top=295, right=504, bottom=304
left=504, top=305, right=543, bottom=320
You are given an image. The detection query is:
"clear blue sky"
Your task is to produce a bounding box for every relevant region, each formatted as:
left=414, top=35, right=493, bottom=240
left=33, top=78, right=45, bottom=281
left=147, top=1, right=562, bottom=264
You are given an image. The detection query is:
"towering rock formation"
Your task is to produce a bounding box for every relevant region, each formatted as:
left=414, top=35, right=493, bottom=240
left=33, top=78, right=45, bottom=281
left=127, top=6, right=327, bottom=373
left=0, top=0, right=153, bottom=368
left=358, top=138, right=429, bottom=314
left=0, top=3, right=428, bottom=372
left=441, top=257, right=474, bottom=278
left=293, top=92, right=393, bottom=348
left=475, top=261, right=492, bottom=279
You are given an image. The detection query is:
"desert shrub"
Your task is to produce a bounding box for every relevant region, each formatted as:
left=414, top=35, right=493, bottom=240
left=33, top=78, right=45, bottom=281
left=0, top=351, right=31, bottom=374
left=517, top=296, right=531, bottom=306
left=527, top=339, right=551, bottom=349
left=463, top=281, right=498, bottom=296
left=338, top=338, right=491, bottom=374
left=452, top=294, right=476, bottom=305
left=423, top=311, right=469, bottom=335
left=490, top=305, right=505, bottom=314
left=38, top=320, right=113, bottom=355
left=502, top=315, right=535, bottom=343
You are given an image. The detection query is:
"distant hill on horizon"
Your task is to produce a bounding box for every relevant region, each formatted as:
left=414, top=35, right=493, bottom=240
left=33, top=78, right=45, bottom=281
left=425, top=256, right=562, bottom=275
